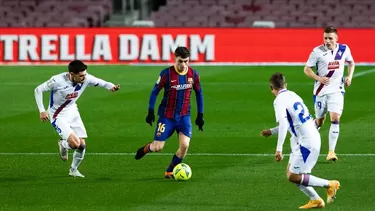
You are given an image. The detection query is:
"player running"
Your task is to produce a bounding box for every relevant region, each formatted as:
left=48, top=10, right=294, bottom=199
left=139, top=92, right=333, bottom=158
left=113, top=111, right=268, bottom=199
left=34, top=60, right=120, bottom=177
left=134, top=46, right=204, bottom=179
left=304, top=26, right=355, bottom=161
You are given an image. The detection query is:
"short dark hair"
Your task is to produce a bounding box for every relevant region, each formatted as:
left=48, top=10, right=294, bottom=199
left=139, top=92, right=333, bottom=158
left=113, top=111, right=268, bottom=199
left=174, top=46, right=190, bottom=58
left=324, top=26, right=338, bottom=34
left=68, top=60, right=87, bottom=74
left=270, top=72, right=286, bottom=90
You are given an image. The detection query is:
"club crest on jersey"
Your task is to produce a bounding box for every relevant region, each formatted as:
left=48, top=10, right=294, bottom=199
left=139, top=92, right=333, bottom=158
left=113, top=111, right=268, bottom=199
left=188, top=77, right=194, bottom=84
left=65, top=92, right=78, bottom=100
left=328, top=61, right=340, bottom=70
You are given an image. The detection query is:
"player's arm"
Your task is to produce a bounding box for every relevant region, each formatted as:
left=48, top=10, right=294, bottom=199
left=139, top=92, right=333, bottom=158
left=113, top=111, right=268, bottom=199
left=34, top=77, right=55, bottom=121
left=274, top=101, right=289, bottom=161
left=345, top=46, right=355, bottom=86
left=193, top=70, right=204, bottom=131
left=145, top=70, right=167, bottom=126
left=87, top=74, right=120, bottom=92
left=304, top=50, right=329, bottom=85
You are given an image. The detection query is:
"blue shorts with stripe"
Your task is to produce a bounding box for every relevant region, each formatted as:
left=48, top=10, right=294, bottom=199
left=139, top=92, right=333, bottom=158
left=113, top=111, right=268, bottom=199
left=153, top=115, right=192, bottom=141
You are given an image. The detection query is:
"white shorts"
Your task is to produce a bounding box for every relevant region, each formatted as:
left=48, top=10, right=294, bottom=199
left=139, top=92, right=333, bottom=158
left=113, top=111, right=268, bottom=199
left=50, top=111, right=87, bottom=140
left=288, top=146, right=320, bottom=174
left=314, top=92, right=344, bottom=118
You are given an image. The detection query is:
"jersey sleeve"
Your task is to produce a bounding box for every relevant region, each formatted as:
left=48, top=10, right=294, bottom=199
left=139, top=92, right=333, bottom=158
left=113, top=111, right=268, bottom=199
left=274, top=99, right=287, bottom=123
left=148, top=69, right=168, bottom=110
left=86, top=74, right=115, bottom=90
left=193, top=70, right=204, bottom=114
left=273, top=98, right=289, bottom=152
left=344, top=45, right=354, bottom=62
left=34, top=77, right=57, bottom=113
left=306, top=49, right=319, bottom=68
left=155, top=69, right=168, bottom=89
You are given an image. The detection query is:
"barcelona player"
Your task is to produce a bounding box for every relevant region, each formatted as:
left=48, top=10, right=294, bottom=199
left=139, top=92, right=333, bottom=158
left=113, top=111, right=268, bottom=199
left=134, top=46, right=204, bottom=178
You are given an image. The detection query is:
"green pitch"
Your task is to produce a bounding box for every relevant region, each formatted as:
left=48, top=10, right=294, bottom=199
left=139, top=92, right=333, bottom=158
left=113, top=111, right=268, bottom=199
left=0, top=65, right=374, bottom=210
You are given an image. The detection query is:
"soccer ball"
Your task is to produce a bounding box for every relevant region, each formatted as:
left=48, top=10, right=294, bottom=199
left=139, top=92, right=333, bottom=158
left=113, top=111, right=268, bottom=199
left=173, top=163, right=192, bottom=181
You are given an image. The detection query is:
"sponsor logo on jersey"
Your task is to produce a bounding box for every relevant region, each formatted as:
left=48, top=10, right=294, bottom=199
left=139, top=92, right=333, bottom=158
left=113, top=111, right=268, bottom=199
left=171, top=84, right=193, bottom=90
left=328, top=61, right=340, bottom=70
left=65, top=92, right=78, bottom=100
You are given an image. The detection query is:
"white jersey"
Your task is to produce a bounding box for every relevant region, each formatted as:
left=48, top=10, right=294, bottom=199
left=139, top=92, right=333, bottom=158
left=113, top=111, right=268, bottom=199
left=273, top=89, right=320, bottom=152
left=306, top=43, right=354, bottom=96
left=34, top=72, right=115, bottom=119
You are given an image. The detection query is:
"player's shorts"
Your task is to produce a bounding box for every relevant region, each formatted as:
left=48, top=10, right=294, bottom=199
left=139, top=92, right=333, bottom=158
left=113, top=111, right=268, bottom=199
left=288, top=141, right=320, bottom=174
left=50, top=110, right=87, bottom=140
left=153, top=115, right=192, bottom=141
left=314, top=92, right=344, bottom=118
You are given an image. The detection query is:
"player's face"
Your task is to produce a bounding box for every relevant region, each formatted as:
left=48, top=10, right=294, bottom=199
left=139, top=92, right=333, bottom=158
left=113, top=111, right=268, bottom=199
left=323, top=33, right=338, bottom=50
left=175, top=56, right=189, bottom=72
left=70, top=71, right=87, bottom=83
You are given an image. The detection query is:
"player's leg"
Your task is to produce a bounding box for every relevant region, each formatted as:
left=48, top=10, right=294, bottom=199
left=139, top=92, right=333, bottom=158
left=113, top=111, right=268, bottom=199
left=135, top=117, right=175, bottom=160
left=288, top=147, right=340, bottom=205
left=67, top=114, right=88, bottom=177
left=326, top=92, right=344, bottom=161
left=165, top=116, right=192, bottom=178
left=287, top=152, right=324, bottom=209
left=314, top=95, right=328, bottom=130
left=52, top=118, right=78, bottom=161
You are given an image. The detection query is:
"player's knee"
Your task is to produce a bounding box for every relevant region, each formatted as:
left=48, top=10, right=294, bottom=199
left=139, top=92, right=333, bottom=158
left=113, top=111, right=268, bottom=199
left=68, top=133, right=81, bottom=149
left=78, top=143, right=86, bottom=152
left=179, top=143, right=189, bottom=152
left=67, top=138, right=80, bottom=149
left=287, top=173, right=301, bottom=184
left=315, top=118, right=324, bottom=127
left=286, top=171, right=292, bottom=179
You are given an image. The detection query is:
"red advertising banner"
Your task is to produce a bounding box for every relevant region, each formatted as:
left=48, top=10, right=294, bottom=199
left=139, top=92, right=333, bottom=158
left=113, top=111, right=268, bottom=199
left=0, top=28, right=374, bottom=64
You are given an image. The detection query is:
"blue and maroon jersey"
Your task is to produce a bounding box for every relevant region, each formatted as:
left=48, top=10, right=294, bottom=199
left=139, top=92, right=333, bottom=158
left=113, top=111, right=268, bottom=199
left=148, top=65, right=204, bottom=119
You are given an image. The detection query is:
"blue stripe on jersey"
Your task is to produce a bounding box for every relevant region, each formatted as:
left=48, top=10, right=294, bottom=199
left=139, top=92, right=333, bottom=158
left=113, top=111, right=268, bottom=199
left=74, top=84, right=82, bottom=91
left=300, top=145, right=311, bottom=163
left=334, top=44, right=346, bottom=60
left=175, top=75, right=187, bottom=116
left=49, top=90, right=54, bottom=108
left=286, top=109, right=297, bottom=137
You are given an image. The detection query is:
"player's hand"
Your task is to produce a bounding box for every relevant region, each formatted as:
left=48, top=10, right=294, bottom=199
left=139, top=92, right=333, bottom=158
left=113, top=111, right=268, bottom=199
left=344, top=77, right=352, bottom=87
left=260, top=129, right=272, bottom=137
left=145, top=109, right=155, bottom=126
left=40, top=111, right=49, bottom=122
left=318, top=76, right=329, bottom=85
left=275, top=151, right=283, bottom=162
left=110, top=84, right=120, bottom=92
left=195, top=113, right=204, bottom=131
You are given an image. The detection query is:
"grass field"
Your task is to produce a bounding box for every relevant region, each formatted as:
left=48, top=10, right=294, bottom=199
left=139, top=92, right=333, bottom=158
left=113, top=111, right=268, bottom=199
left=0, top=65, right=374, bottom=210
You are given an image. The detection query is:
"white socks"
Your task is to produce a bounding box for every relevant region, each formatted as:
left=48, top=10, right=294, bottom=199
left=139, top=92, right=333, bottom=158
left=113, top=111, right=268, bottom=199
left=71, top=149, right=85, bottom=170
left=297, top=185, right=320, bottom=200
left=329, top=122, right=340, bottom=152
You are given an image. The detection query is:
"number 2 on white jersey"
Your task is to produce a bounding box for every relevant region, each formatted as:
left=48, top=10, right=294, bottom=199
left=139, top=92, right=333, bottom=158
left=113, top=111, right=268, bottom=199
left=293, top=102, right=311, bottom=123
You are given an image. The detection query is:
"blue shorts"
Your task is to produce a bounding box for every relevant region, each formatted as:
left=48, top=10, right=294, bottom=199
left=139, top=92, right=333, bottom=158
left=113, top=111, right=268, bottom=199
left=153, top=116, right=192, bottom=141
